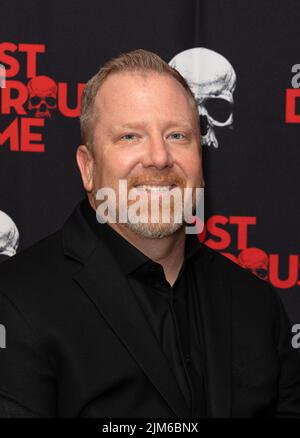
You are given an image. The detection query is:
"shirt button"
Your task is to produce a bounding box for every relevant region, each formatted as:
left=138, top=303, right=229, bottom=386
left=185, top=354, right=191, bottom=364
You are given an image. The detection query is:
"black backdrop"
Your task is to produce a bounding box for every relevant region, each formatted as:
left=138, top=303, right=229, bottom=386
left=1, top=1, right=300, bottom=334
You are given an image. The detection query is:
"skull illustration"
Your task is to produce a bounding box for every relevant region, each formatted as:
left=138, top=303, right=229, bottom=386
left=169, top=48, right=236, bottom=148
left=27, top=76, right=57, bottom=118
left=238, top=247, right=269, bottom=281
left=0, top=210, right=19, bottom=259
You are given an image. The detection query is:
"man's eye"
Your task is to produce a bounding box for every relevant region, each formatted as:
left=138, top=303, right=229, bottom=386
left=169, top=133, right=186, bottom=140
left=120, top=134, right=137, bottom=141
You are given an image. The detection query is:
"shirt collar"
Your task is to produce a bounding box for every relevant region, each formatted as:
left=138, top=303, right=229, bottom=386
left=80, top=196, right=203, bottom=275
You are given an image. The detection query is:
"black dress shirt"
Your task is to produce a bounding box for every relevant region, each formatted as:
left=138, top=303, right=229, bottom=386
left=81, top=197, right=207, bottom=418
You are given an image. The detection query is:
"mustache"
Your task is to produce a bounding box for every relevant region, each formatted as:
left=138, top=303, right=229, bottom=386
left=128, top=173, right=186, bottom=188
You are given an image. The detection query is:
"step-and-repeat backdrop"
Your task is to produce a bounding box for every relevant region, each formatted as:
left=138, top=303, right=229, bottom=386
left=1, top=1, right=300, bottom=339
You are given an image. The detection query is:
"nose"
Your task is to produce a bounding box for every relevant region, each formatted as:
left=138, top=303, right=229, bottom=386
left=141, top=135, right=173, bottom=170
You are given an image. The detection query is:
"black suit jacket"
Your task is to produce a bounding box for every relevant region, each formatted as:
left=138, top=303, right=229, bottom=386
left=0, top=200, right=299, bottom=418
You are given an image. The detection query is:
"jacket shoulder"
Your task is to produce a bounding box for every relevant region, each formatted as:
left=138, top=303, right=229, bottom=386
left=202, top=243, right=280, bottom=307
left=0, top=230, right=66, bottom=298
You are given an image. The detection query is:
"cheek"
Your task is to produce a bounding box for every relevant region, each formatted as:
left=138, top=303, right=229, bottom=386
left=101, top=150, right=137, bottom=183
left=180, top=150, right=203, bottom=181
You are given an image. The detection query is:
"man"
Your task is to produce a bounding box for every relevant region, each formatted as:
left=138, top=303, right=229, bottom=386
left=0, top=49, right=299, bottom=418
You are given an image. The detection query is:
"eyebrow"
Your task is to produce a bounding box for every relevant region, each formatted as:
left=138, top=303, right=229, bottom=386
left=110, top=121, right=194, bottom=132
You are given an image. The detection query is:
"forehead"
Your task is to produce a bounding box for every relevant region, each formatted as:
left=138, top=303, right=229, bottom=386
left=94, top=71, right=196, bottom=125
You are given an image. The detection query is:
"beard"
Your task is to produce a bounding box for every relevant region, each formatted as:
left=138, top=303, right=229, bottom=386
left=95, top=169, right=202, bottom=239
left=120, top=186, right=198, bottom=239
left=122, top=215, right=184, bottom=239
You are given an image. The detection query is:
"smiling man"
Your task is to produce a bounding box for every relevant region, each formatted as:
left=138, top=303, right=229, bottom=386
left=0, top=49, right=299, bottom=418
left=76, top=55, right=204, bottom=286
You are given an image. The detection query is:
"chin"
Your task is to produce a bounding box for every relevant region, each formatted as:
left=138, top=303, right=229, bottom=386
left=123, top=221, right=184, bottom=239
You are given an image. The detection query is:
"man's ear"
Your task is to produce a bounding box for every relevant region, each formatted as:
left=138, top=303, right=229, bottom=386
left=76, top=145, right=94, bottom=193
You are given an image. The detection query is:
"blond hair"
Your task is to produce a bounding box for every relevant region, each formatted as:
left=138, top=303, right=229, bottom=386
left=80, top=49, right=199, bottom=149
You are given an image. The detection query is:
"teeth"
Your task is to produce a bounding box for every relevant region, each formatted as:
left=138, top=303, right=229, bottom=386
left=134, top=185, right=174, bottom=192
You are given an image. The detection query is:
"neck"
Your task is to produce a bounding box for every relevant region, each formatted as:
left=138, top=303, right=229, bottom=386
left=114, top=222, right=186, bottom=286
left=88, top=198, right=185, bottom=286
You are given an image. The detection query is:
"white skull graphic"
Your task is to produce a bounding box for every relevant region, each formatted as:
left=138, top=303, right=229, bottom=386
left=169, top=48, right=236, bottom=148
left=0, top=210, right=19, bottom=258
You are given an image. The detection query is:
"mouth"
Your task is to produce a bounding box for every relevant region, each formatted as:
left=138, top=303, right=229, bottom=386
left=133, top=183, right=178, bottom=192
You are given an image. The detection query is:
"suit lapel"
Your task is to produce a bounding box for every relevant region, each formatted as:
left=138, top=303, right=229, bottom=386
left=73, top=242, right=190, bottom=418
left=194, top=246, right=232, bottom=417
